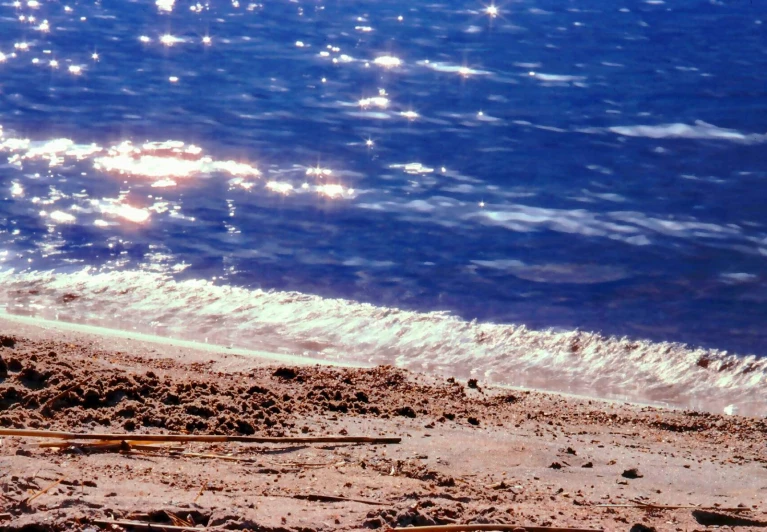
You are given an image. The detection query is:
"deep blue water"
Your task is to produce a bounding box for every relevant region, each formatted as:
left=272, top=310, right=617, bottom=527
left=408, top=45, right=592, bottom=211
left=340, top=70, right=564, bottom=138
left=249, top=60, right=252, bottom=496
left=1, top=0, right=766, bottom=356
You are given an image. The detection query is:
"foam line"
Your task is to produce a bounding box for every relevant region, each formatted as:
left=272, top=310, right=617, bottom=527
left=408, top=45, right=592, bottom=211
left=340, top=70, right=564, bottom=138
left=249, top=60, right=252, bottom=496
left=1, top=268, right=765, bottom=416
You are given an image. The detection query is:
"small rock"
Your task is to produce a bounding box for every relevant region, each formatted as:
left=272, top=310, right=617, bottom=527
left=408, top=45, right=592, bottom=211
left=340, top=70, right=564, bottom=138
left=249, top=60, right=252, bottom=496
left=582, top=461, right=593, bottom=468
left=467, top=416, right=480, bottom=426
left=467, top=379, right=479, bottom=389
left=549, top=462, right=563, bottom=470
left=622, top=468, right=643, bottom=479
left=566, top=447, right=577, bottom=455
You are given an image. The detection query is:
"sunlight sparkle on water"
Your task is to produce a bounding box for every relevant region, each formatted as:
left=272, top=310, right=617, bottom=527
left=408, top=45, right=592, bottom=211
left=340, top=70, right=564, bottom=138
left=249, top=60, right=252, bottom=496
left=266, top=181, right=293, bottom=195
left=373, top=56, right=401, bottom=68
left=156, top=0, right=175, bottom=12
left=160, top=34, right=181, bottom=46
left=306, top=166, right=332, bottom=177
left=317, top=184, right=346, bottom=198
left=49, top=210, right=76, bottom=224
left=358, top=96, right=389, bottom=109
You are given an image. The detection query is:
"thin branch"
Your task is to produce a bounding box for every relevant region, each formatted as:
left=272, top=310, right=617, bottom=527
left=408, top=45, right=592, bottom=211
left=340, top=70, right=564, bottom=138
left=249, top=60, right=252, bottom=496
left=93, top=519, right=202, bottom=531
left=40, top=377, right=91, bottom=413
left=595, top=502, right=752, bottom=512
left=0, top=428, right=400, bottom=444
left=24, top=476, right=64, bottom=506
left=386, top=526, right=603, bottom=532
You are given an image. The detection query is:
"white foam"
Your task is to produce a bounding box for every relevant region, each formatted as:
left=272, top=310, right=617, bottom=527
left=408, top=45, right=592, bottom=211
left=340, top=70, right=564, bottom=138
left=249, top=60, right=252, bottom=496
left=610, top=120, right=767, bottom=143
left=0, top=268, right=765, bottom=416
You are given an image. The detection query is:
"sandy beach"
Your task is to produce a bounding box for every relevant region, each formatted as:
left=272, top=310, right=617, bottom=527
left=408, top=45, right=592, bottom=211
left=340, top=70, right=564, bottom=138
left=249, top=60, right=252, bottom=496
left=1, top=317, right=766, bottom=531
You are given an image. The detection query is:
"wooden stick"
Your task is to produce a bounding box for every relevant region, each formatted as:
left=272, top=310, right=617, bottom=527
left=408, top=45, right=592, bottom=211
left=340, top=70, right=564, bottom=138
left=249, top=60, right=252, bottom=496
left=164, top=510, right=193, bottom=528
left=0, top=428, right=400, bottom=444
left=38, top=440, right=184, bottom=452
left=40, top=377, right=91, bottom=413
left=292, top=493, right=387, bottom=506
left=386, top=526, right=603, bottom=532
left=193, top=482, right=207, bottom=504
left=172, top=451, right=263, bottom=463
left=595, top=503, right=751, bottom=512
left=93, top=519, right=202, bottom=531
left=24, top=476, right=64, bottom=505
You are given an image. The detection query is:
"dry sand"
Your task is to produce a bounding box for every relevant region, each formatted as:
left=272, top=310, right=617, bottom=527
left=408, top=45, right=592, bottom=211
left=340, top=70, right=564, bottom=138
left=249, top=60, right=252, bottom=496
left=0, top=316, right=766, bottom=531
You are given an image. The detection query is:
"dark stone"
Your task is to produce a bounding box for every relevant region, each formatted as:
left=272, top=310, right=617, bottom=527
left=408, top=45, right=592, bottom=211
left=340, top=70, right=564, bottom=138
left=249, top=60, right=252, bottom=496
left=395, top=406, right=417, bottom=418
left=622, top=468, right=643, bottom=479
left=272, top=367, right=297, bottom=380
left=0, top=336, right=15, bottom=348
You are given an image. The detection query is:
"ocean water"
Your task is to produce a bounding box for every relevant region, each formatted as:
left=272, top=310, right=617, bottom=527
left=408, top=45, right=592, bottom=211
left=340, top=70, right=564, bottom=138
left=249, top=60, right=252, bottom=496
left=1, top=0, right=766, bottom=415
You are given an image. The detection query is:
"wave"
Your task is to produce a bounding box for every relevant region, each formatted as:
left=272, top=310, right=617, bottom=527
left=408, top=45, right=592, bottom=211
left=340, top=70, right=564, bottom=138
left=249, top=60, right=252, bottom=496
left=609, top=120, right=767, bottom=143
left=1, top=268, right=765, bottom=416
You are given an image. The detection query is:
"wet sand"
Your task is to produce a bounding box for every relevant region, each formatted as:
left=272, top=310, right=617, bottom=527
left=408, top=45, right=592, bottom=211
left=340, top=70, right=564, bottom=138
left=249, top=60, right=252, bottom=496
left=1, top=317, right=766, bottom=531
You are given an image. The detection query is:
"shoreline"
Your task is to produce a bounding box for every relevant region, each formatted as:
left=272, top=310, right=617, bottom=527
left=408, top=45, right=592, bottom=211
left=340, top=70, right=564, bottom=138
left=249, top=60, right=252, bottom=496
left=1, top=319, right=766, bottom=531
left=0, top=312, right=674, bottom=413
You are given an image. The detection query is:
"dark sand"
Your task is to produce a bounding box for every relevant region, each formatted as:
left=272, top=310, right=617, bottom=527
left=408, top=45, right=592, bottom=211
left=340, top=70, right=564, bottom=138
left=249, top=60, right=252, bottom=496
left=0, top=318, right=766, bottom=531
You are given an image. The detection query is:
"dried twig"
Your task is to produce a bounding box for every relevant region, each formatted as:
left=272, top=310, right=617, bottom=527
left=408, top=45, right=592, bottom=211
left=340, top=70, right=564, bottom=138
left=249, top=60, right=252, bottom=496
left=93, top=519, right=202, bottom=531
left=595, top=501, right=751, bottom=512
left=386, top=526, right=603, bottom=532
left=293, top=493, right=387, bottom=505
left=0, top=428, right=400, bottom=444
left=266, top=492, right=387, bottom=506
left=24, top=476, right=64, bottom=506
left=164, top=510, right=193, bottom=528
left=38, top=439, right=182, bottom=449
left=171, top=451, right=262, bottom=463
left=193, top=482, right=207, bottom=504
left=40, top=377, right=91, bottom=413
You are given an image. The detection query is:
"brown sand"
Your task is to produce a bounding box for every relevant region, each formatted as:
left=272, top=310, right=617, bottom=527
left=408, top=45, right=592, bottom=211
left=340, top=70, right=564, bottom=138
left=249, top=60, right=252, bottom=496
left=0, top=321, right=766, bottom=531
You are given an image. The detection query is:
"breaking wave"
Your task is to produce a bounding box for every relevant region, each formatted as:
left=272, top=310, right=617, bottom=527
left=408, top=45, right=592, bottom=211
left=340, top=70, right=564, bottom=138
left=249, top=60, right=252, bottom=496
left=609, top=120, right=767, bottom=143
left=1, top=268, right=765, bottom=417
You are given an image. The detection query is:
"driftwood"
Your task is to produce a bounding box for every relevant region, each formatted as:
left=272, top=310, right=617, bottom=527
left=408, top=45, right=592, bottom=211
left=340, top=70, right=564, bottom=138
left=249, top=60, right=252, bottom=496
left=94, top=519, right=201, bottom=531
left=387, top=526, right=603, bottom=532
left=0, top=428, right=400, bottom=444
